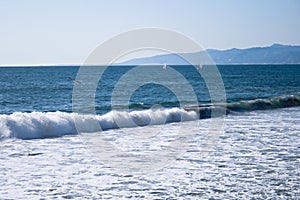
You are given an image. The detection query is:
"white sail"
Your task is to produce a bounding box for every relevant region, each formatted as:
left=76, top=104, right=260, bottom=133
left=163, top=63, right=167, bottom=70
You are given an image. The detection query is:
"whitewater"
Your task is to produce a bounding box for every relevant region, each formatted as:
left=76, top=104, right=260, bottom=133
left=1, top=94, right=298, bottom=140
left=0, top=108, right=198, bottom=140
left=0, top=65, right=299, bottom=199
left=1, top=106, right=299, bottom=199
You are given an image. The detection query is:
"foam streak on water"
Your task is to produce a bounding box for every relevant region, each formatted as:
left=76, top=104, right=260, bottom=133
left=0, top=107, right=299, bottom=199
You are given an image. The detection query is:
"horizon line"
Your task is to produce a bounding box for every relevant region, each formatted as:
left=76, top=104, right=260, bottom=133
left=1, top=63, right=300, bottom=67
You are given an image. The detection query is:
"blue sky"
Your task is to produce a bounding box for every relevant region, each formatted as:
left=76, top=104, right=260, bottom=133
left=0, top=0, right=299, bottom=65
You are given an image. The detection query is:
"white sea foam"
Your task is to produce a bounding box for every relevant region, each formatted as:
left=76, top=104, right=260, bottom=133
left=0, top=108, right=198, bottom=140
left=1, top=95, right=299, bottom=140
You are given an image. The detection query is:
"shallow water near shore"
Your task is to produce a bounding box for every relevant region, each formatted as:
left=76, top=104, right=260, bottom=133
left=1, top=107, right=299, bottom=199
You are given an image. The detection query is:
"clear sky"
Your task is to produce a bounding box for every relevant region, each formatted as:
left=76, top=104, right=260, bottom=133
left=0, top=0, right=299, bottom=65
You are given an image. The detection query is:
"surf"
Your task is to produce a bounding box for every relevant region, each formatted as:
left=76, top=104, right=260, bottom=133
left=0, top=94, right=299, bottom=140
left=0, top=108, right=198, bottom=140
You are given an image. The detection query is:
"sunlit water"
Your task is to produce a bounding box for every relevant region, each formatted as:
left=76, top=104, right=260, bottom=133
left=0, top=65, right=299, bottom=199
left=1, top=107, right=299, bottom=199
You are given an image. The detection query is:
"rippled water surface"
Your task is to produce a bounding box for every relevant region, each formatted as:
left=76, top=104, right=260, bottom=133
left=1, top=107, right=299, bottom=199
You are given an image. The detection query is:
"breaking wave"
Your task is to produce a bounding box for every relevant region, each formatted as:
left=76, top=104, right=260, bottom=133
left=0, top=95, right=299, bottom=140
left=226, top=95, right=300, bottom=111
left=0, top=108, right=198, bottom=140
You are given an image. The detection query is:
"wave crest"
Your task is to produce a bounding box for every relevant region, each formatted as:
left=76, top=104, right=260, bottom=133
left=227, top=95, right=300, bottom=111
left=1, top=95, right=299, bottom=140
left=0, top=108, right=198, bottom=140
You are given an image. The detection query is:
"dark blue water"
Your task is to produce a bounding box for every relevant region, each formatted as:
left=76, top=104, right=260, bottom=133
left=0, top=65, right=299, bottom=115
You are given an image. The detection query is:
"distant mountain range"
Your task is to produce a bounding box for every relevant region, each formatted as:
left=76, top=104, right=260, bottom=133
left=121, top=44, right=300, bottom=65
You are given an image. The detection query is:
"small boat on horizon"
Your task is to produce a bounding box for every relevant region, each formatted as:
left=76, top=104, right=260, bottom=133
left=163, top=63, right=167, bottom=70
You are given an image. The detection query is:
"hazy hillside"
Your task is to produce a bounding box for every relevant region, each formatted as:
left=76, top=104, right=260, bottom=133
left=121, top=44, right=300, bottom=65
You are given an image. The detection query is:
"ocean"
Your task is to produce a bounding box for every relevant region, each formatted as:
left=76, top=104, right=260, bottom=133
left=0, top=65, right=299, bottom=199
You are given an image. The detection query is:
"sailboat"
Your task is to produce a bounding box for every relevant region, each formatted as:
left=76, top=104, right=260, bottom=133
left=163, top=63, right=167, bottom=70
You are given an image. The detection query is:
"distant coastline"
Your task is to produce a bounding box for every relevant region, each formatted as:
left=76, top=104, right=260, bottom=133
left=121, top=43, right=300, bottom=65
left=1, top=44, right=300, bottom=67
